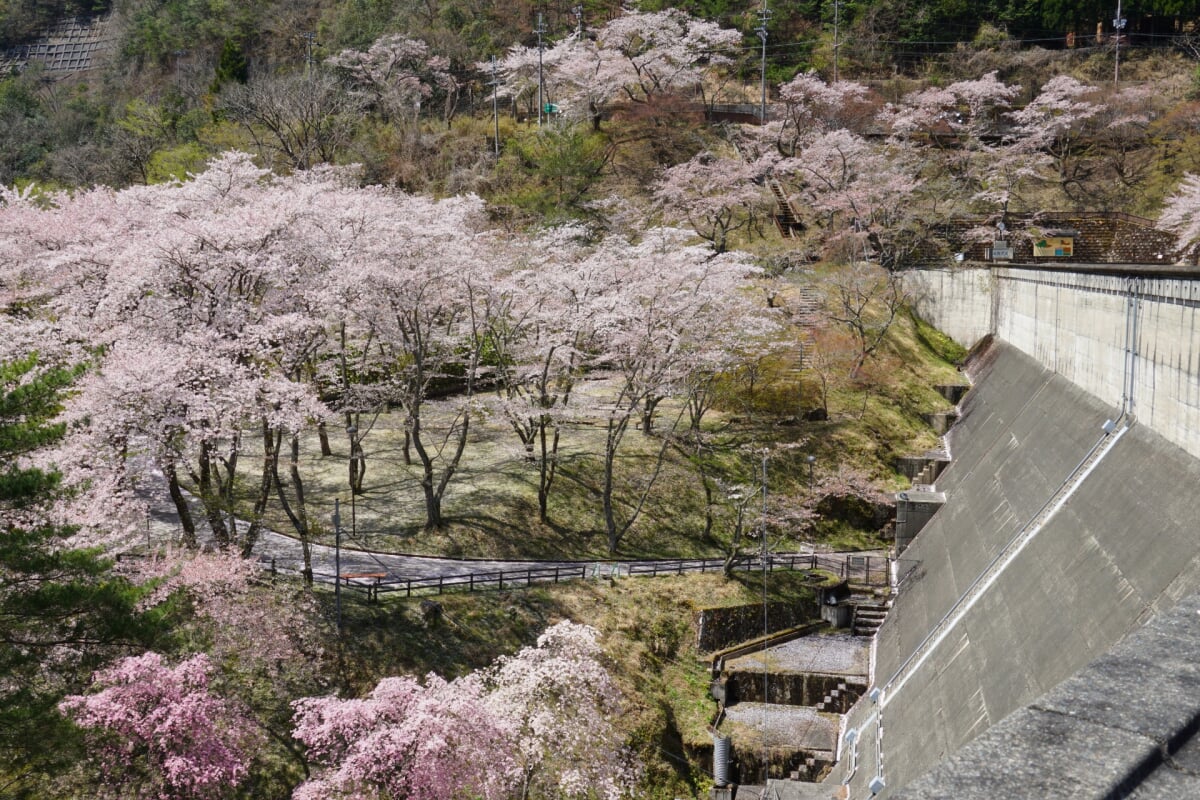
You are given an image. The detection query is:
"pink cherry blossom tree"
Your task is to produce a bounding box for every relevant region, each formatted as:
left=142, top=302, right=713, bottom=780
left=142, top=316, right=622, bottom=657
left=1159, top=172, right=1200, bottom=255
left=653, top=151, right=768, bottom=253
left=770, top=72, right=876, bottom=157
left=291, top=674, right=515, bottom=800
left=291, top=621, right=638, bottom=800
left=596, top=9, right=742, bottom=107
left=774, top=130, right=923, bottom=267
left=582, top=229, right=770, bottom=552
left=326, top=34, right=457, bottom=124
left=482, top=225, right=606, bottom=522
left=479, top=621, right=639, bottom=800
left=1005, top=75, right=1101, bottom=201
left=60, top=652, right=257, bottom=800
left=498, top=10, right=741, bottom=129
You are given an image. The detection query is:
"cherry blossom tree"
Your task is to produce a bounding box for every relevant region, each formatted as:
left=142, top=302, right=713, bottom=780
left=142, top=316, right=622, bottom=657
left=1005, top=75, right=1101, bottom=201
left=479, top=621, right=638, bottom=800
left=770, top=72, right=876, bottom=158
left=292, top=621, right=636, bottom=800
left=60, top=652, right=257, bottom=800
left=774, top=130, right=924, bottom=267
left=582, top=229, right=771, bottom=552
left=1159, top=172, right=1200, bottom=255
left=326, top=34, right=457, bottom=124
left=2, top=153, right=343, bottom=575
left=291, top=674, right=514, bottom=800
left=497, top=10, right=741, bottom=129
left=483, top=225, right=604, bottom=522
left=887, top=72, right=1018, bottom=149
left=820, top=262, right=909, bottom=377
left=326, top=192, right=505, bottom=531
left=653, top=151, right=768, bottom=253
left=596, top=9, right=742, bottom=107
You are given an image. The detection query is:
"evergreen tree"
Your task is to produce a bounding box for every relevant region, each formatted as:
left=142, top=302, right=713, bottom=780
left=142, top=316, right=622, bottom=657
left=0, top=355, right=157, bottom=794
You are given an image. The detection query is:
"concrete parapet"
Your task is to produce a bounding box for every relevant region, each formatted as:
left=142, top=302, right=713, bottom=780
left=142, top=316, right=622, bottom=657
left=904, top=265, right=1200, bottom=460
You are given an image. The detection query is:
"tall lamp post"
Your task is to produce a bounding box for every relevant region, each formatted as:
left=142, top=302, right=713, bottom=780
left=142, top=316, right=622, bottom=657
left=806, top=454, right=816, bottom=491
left=1113, top=2, right=1127, bottom=86
left=346, top=425, right=359, bottom=543
left=332, top=499, right=342, bottom=632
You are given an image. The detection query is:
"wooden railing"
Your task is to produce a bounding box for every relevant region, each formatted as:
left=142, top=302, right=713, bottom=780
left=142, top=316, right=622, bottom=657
left=273, top=552, right=891, bottom=600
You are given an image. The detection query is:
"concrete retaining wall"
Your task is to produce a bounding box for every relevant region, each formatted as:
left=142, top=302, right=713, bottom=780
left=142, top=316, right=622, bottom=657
left=904, top=267, right=995, bottom=349
left=904, top=266, right=1200, bottom=460
left=725, top=670, right=867, bottom=711
left=697, top=601, right=818, bottom=653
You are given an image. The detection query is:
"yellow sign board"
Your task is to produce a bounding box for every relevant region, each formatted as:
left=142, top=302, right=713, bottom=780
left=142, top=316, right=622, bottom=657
left=1034, top=237, right=1073, bottom=257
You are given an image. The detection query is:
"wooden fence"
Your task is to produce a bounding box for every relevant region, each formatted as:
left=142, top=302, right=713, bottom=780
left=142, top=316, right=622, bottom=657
left=285, top=552, right=891, bottom=601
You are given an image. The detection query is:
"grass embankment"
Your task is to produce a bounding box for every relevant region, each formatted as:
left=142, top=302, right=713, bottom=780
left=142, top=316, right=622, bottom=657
left=332, top=569, right=824, bottom=800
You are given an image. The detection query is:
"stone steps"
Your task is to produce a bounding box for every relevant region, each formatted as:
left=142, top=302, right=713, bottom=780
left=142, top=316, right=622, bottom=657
left=851, top=599, right=892, bottom=637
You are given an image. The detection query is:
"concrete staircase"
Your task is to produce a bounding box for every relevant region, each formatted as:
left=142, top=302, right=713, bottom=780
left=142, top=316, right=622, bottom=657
left=851, top=598, right=892, bottom=637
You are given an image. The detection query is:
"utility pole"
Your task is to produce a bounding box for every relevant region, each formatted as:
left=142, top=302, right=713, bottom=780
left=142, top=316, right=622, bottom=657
left=490, top=55, right=500, bottom=154
left=535, top=12, right=547, bottom=128
left=332, top=499, right=343, bottom=632
left=832, top=0, right=840, bottom=84
left=759, top=447, right=770, bottom=784
left=756, top=1, right=771, bottom=123
left=302, top=31, right=317, bottom=76
left=1113, top=1, right=1126, bottom=86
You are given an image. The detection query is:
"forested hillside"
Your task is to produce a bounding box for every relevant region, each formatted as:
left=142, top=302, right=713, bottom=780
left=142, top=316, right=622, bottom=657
left=7, top=1, right=1200, bottom=799
left=4, top=0, right=1200, bottom=195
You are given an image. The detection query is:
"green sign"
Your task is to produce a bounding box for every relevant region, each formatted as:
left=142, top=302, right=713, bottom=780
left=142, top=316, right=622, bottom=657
left=543, top=103, right=559, bottom=114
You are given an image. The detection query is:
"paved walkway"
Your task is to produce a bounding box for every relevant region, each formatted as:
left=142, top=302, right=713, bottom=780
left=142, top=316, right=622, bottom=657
left=133, top=460, right=884, bottom=587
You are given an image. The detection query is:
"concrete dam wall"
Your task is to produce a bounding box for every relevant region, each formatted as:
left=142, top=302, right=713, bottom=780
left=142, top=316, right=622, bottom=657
left=835, top=265, right=1200, bottom=798
left=906, top=266, right=1200, bottom=460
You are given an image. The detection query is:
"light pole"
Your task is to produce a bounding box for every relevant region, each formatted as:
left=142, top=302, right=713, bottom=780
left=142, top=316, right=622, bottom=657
left=806, top=454, right=816, bottom=491
left=832, top=0, right=840, bottom=84
left=332, top=499, right=342, bottom=632
left=490, top=55, right=500, bottom=155
left=535, top=12, right=546, bottom=128
left=1113, top=2, right=1127, bottom=86
left=346, top=425, right=359, bottom=544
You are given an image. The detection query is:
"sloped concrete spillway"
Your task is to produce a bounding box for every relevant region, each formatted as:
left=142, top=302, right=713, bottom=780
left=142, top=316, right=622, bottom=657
left=836, top=340, right=1200, bottom=798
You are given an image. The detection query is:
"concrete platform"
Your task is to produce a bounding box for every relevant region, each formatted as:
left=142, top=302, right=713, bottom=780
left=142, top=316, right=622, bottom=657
left=723, top=703, right=837, bottom=752
left=726, top=634, right=870, bottom=677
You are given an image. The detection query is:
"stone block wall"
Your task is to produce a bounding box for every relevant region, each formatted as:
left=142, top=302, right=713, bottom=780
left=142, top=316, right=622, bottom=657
left=697, top=601, right=818, bottom=653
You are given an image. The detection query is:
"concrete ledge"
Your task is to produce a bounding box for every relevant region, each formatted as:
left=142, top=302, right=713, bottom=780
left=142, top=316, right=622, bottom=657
left=893, top=594, right=1200, bottom=798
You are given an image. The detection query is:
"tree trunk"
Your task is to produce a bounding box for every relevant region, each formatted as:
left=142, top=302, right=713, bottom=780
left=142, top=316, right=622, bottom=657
left=288, top=434, right=314, bottom=583
left=270, top=428, right=313, bottom=585
left=163, top=459, right=196, bottom=548
left=196, top=441, right=231, bottom=548
left=537, top=423, right=559, bottom=523
left=411, top=404, right=471, bottom=531
left=240, top=419, right=276, bottom=558
left=317, top=421, right=332, bottom=457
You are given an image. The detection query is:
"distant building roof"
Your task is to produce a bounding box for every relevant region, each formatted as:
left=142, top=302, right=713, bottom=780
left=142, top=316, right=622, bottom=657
left=918, top=212, right=1182, bottom=268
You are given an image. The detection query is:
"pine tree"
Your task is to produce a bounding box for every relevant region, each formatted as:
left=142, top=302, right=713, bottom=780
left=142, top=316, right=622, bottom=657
left=0, top=355, right=157, bottom=793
